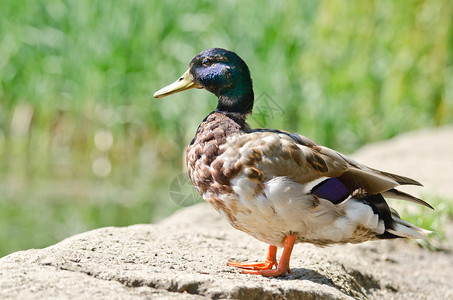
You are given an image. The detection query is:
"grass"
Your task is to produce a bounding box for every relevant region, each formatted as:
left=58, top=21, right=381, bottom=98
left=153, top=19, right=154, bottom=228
left=400, top=194, right=453, bottom=250
left=0, top=0, right=452, bottom=257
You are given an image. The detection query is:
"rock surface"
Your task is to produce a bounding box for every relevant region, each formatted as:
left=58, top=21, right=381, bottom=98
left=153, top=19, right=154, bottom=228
left=1, top=126, right=453, bottom=300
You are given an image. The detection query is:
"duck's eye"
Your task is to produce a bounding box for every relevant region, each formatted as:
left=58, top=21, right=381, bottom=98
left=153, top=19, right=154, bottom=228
left=202, top=58, right=213, bottom=67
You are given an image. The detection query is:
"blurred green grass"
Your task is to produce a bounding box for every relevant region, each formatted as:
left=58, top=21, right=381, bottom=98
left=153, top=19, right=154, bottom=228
left=0, top=0, right=452, bottom=257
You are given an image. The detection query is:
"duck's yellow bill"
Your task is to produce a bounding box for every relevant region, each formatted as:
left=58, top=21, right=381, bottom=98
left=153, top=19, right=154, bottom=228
left=153, top=69, right=200, bottom=98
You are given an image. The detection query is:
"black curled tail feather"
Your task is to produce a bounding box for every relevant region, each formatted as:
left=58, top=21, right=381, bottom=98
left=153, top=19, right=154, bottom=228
left=356, top=193, right=401, bottom=239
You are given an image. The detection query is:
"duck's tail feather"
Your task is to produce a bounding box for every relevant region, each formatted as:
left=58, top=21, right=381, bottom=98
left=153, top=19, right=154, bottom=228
left=357, top=193, right=433, bottom=240
left=382, top=188, right=434, bottom=209
left=386, top=216, right=433, bottom=239
left=378, top=188, right=433, bottom=239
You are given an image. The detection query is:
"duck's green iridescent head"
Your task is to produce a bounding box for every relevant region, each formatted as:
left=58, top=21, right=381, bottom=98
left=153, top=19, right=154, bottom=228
left=154, top=48, right=254, bottom=114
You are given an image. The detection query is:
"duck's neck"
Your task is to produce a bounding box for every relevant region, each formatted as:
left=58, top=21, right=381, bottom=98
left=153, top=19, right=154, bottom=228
left=189, top=111, right=250, bottom=148
left=219, top=111, right=250, bottom=132
left=215, top=85, right=254, bottom=115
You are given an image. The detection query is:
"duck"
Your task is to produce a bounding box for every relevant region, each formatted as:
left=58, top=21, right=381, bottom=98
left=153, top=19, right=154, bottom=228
left=154, top=48, right=433, bottom=277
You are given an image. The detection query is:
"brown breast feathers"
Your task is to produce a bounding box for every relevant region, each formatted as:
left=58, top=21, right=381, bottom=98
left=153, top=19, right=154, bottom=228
left=186, top=112, right=246, bottom=197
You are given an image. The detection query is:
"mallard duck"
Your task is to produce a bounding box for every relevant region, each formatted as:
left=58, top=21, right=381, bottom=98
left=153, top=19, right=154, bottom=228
left=154, top=48, right=433, bottom=277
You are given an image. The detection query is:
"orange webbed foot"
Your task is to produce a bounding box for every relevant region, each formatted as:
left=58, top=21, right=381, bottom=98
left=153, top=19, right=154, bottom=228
left=227, top=259, right=277, bottom=270
left=238, top=265, right=291, bottom=277
left=228, top=235, right=296, bottom=278
left=227, top=245, right=277, bottom=270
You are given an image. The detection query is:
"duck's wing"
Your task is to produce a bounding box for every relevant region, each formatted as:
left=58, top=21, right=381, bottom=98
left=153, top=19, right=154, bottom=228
left=223, top=129, right=432, bottom=209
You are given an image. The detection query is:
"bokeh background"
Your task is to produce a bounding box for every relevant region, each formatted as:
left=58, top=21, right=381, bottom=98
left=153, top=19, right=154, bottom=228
left=0, top=0, right=452, bottom=257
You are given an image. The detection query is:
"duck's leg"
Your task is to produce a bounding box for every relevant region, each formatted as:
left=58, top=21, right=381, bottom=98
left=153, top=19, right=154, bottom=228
left=227, top=245, right=277, bottom=270
left=239, top=235, right=296, bottom=277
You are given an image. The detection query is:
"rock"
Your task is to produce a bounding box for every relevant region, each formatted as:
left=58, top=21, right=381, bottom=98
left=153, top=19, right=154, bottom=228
left=352, top=126, right=453, bottom=199
left=1, top=126, right=453, bottom=300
